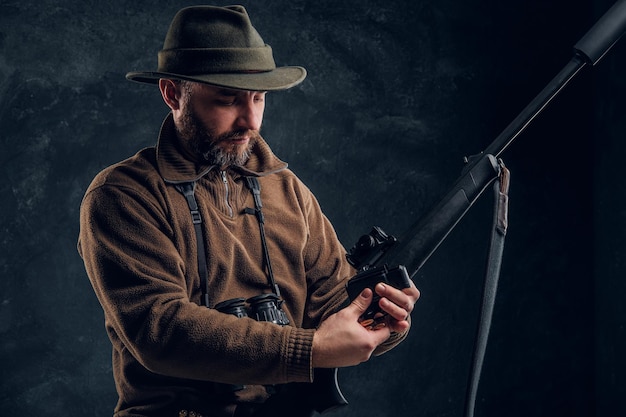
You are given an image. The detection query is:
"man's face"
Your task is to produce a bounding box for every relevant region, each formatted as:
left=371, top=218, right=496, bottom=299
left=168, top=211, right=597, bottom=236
left=175, top=82, right=266, bottom=166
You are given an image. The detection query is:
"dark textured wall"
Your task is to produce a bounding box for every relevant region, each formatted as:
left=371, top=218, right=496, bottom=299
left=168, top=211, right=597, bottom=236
left=1, top=0, right=624, bottom=416
left=592, top=1, right=626, bottom=413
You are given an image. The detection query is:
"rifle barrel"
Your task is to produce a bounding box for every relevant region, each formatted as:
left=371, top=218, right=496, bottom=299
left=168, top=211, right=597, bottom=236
left=483, top=55, right=587, bottom=159
left=485, top=0, right=626, bottom=158
left=379, top=0, right=626, bottom=274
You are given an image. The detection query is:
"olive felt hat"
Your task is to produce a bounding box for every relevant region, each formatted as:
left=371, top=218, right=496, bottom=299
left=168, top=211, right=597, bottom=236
left=126, top=5, right=306, bottom=91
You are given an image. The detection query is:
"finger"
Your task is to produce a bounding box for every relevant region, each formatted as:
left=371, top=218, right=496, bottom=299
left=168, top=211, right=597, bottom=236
left=403, top=282, right=421, bottom=303
left=387, top=317, right=411, bottom=333
left=378, top=296, right=411, bottom=322
left=376, top=283, right=414, bottom=313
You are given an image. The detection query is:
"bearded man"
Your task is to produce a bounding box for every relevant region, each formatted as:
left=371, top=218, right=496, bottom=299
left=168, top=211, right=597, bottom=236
left=78, top=5, right=419, bottom=417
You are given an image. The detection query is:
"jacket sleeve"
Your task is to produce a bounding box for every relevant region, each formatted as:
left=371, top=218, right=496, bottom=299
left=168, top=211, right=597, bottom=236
left=78, top=177, right=314, bottom=386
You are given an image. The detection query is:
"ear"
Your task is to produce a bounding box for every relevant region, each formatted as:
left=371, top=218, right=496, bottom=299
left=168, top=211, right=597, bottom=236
left=159, top=79, right=183, bottom=111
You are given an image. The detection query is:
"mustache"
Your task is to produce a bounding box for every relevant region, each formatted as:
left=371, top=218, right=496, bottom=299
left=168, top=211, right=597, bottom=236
left=217, top=129, right=262, bottom=142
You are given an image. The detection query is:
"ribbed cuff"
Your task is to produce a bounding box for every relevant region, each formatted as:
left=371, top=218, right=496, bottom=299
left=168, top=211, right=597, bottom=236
left=285, top=327, right=315, bottom=382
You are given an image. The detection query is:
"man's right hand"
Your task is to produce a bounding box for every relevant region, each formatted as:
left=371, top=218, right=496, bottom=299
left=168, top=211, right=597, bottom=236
left=311, top=288, right=392, bottom=368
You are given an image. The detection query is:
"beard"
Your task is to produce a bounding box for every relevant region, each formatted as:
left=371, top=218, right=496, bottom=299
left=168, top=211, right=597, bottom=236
left=176, top=106, right=260, bottom=167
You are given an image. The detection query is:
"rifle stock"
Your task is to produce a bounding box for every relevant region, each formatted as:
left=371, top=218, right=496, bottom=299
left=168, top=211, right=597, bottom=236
left=253, top=368, right=346, bottom=417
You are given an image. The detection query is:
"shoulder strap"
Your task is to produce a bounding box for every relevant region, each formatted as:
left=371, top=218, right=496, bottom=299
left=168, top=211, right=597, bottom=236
left=175, top=182, right=210, bottom=308
left=244, top=176, right=281, bottom=298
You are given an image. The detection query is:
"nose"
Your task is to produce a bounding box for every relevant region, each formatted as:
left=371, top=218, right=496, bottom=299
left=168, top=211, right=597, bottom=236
left=236, top=96, right=264, bottom=131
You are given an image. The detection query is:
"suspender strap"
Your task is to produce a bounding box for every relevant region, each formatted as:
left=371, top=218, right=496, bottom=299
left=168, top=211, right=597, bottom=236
left=175, top=182, right=211, bottom=308
left=174, top=175, right=283, bottom=308
left=244, top=176, right=281, bottom=297
left=464, top=160, right=510, bottom=417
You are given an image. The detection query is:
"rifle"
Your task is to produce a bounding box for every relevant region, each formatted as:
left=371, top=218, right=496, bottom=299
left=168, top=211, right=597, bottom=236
left=255, top=0, right=626, bottom=415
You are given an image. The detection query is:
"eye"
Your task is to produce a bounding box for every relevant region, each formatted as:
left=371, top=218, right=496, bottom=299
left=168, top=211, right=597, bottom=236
left=215, top=96, right=237, bottom=106
left=218, top=98, right=236, bottom=106
left=214, top=90, right=238, bottom=106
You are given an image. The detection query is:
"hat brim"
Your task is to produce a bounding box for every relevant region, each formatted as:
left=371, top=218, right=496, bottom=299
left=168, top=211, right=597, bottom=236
left=126, top=66, right=306, bottom=91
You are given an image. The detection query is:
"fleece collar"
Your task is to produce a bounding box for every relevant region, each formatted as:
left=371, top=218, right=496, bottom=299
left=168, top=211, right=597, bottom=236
left=155, top=113, right=288, bottom=183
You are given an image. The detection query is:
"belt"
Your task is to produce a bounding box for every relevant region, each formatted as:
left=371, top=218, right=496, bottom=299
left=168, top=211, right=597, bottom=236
left=178, top=403, right=258, bottom=417
left=179, top=411, right=206, bottom=417
left=178, top=403, right=242, bottom=417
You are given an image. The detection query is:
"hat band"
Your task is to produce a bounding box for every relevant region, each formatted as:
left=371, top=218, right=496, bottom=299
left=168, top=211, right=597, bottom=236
left=157, top=46, right=276, bottom=75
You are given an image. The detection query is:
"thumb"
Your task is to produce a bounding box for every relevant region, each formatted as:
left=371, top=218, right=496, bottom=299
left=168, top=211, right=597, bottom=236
left=348, top=288, right=374, bottom=317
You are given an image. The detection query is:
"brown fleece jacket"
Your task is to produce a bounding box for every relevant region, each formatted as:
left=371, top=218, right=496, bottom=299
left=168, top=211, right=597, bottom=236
left=78, top=114, right=407, bottom=416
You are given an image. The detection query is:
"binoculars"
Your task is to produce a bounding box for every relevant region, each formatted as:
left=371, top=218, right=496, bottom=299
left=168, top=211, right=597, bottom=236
left=214, top=293, right=290, bottom=326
